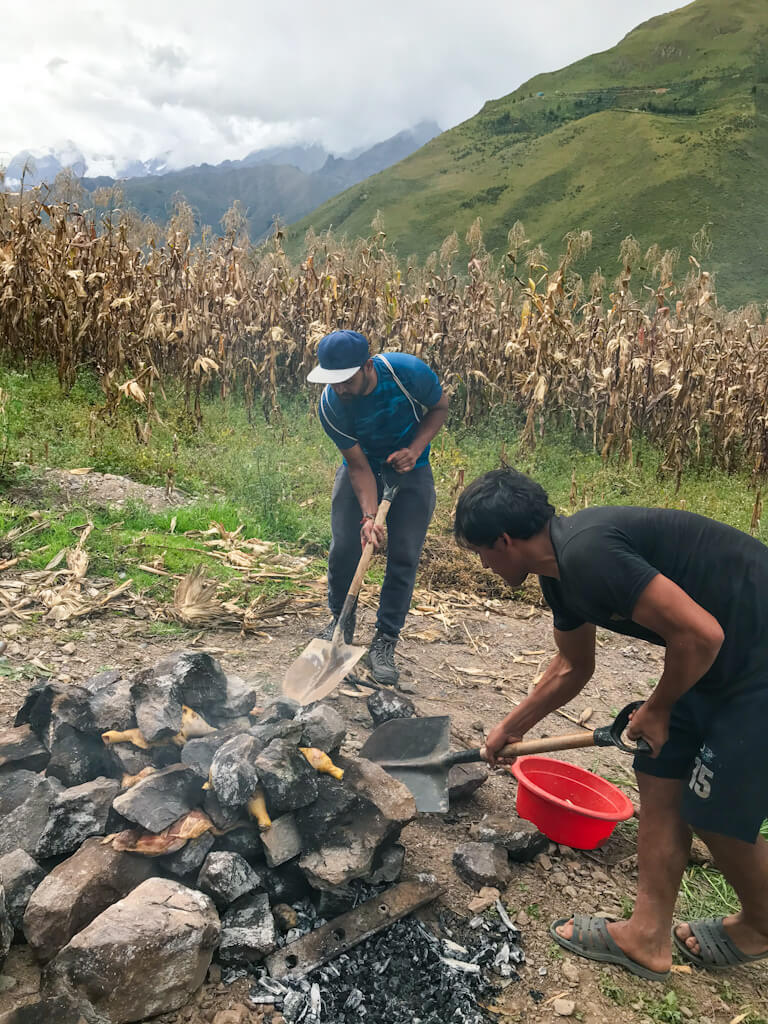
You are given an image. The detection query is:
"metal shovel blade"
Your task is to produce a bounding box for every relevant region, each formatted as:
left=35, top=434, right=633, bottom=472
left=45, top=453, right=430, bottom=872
left=282, top=637, right=366, bottom=706
left=360, top=716, right=453, bottom=813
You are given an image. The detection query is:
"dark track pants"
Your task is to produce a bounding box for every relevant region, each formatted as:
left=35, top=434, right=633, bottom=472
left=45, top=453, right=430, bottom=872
left=327, top=464, right=436, bottom=637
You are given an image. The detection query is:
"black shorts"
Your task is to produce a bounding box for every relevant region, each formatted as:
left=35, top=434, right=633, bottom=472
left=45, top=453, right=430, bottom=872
left=633, top=680, right=768, bottom=843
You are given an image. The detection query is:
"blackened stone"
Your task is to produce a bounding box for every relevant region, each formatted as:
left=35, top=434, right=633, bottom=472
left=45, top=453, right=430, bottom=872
left=47, top=724, right=119, bottom=789
left=452, top=842, right=511, bottom=890
left=252, top=700, right=299, bottom=726
left=256, top=862, right=309, bottom=906
left=253, top=739, right=317, bottom=818
left=161, top=832, right=215, bottom=880
left=0, top=849, right=45, bottom=931
left=363, top=842, right=405, bottom=885
left=218, top=892, right=276, bottom=965
left=166, top=651, right=229, bottom=716
left=206, top=675, right=258, bottom=726
left=313, top=886, right=357, bottom=919
left=181, top=727, right=241, bottom=780
left=0, top=994, right=92, bottom=1024
left=296, top=704, right=346, bottom=752
left=14, top=681, right=93, bottom=747
left=202, top=790, right=241, bottom=832
left=447, top=763, right=489, bottom=804
left=111, top=741, right=179, bottom=777
left=36, top=777, right=120, bottom=859
left=209, top=734, right=261, bottom=811
left=0, top=771, right=59, bottom=858
left=260, top=815, right=301, bottom=868
left=248, top=718, right=303, bottom=752
left=129, top=668, right=182, bottom=744
left=80, top=669, right=135, bottom=733
left=366, top=689, right=415, bottom=727
left=212, top=827, right=262, bottom=860
left=0, top=725, right=48, bottom=774
left=112, top=765, right=203, bottom=833
left=197, top=852, right=262, bottom=907
left=293, top=777, right=363, bottom=851
left=468, top=814, right=549, bottom=862
left=0, top=884, right=12, bottom=971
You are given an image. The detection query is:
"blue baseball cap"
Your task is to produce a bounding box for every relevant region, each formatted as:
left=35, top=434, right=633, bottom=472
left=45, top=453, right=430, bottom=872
left=307, top=330, right=370, bottom=384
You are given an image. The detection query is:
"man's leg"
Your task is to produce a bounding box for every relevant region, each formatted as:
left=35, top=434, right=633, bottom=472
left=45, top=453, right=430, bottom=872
left=326, top=466, right=363, bottom=626
left=674, top=831, right=768, bottom=958
left=557, top=774, right=691, bottom=973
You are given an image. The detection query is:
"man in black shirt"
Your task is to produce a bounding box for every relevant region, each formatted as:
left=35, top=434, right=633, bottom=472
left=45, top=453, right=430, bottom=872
left=454, top=468, right=768, bottom=980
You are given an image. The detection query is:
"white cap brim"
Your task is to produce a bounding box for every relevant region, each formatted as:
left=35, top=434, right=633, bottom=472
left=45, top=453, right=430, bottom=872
left=307, top=365, right=361, bottom=384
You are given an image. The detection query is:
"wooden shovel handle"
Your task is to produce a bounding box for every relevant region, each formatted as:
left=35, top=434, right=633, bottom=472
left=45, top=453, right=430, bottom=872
left=489, top=731, right=597, bottom=759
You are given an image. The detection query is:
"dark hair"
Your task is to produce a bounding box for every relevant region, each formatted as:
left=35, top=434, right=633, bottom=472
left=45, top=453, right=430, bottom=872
left=454, top=468, right=555, bottom=547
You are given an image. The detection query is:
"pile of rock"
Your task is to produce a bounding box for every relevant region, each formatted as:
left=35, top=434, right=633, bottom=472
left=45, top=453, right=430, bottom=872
left=0, top=651, right=417, bottom=1024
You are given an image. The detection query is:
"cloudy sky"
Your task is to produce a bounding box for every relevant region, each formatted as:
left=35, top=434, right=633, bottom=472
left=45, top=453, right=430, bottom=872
left=2, top=0, right=680, bottom=173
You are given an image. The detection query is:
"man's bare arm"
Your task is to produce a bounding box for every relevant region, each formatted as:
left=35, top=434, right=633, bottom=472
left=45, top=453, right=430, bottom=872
left=484, top=623, right=596, bottom=763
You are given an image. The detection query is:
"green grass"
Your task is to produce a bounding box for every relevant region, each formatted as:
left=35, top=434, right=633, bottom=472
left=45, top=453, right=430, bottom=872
left=681, top=820, right=768, bottom=921
left=288, top=0, right=768, bottom=307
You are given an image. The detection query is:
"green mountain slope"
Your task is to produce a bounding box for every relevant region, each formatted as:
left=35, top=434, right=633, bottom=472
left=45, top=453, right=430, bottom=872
left=288, top=0, right=768, bottom=307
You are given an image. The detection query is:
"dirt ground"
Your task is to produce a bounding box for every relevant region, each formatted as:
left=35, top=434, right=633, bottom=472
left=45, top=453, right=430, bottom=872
left=1, top=594, right=766, bottom=1024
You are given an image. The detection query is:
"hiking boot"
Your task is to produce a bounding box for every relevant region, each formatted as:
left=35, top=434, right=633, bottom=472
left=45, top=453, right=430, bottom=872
left=368, top=631, right=400, bottom=686
left=317, top=612, right=356, bottom=645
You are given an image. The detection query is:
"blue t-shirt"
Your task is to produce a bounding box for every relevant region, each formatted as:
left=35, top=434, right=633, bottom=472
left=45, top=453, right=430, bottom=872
left=318, top=352, right=442, bottom=470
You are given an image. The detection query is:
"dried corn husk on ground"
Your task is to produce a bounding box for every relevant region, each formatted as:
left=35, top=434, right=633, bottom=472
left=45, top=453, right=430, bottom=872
left=167, top=566, right=243, bottom=628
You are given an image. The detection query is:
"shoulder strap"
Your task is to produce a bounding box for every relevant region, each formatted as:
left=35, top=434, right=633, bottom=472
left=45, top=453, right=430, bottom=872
left=319, top=385, right=358, bottom=444
left=376, top=355, right=422, bottom=422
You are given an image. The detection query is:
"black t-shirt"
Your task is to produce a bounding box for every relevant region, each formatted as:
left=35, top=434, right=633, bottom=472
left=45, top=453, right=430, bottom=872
left=539, top=507, right=768, bottom=696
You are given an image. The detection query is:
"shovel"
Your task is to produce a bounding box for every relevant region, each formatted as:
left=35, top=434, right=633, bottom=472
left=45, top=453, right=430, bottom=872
left=282, top=477, right=400, bottom=705
left=359, top=701, right=651, bottom=812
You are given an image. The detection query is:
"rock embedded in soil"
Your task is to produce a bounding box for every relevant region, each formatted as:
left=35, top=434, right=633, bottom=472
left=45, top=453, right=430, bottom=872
left=209, top=734, right=261, bottom=810
left=0, top=771, right=59, bottom=858
left=553, top=997, right=576, bottom=1017
left=197, top=852, right=263, bottom=907
left=112, top=764, right=203, bottom=833
left=23, top=837, right=155, bottom=963
left=253, top=739, right=318, bottom=817
left=0, top=725, right=49, bottom=774
left=43, top=877, right=220, bottom=1024
left=161, top=832, right=216, bottom=880
left=218, top=892, right=276, bottom=966
left=296, top=704, right=346, bottom=753
left=447, top=763, right=488, bottom=804
left=469, top=814, right=549, bottom=863
left=0, top=850, right=45, bottom=932
left=467, top=886, right=501, bottom=913
left=366, top=689, right=415, bottom=727
left=36, top=777, right=120, bottom=859
left=261, top=814, right=302, bottom=868
left=452, top=842, right=511, bottom=890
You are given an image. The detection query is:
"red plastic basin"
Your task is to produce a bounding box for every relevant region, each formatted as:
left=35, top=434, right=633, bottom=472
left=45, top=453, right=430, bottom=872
left=510, top=755, right=634, bottom=850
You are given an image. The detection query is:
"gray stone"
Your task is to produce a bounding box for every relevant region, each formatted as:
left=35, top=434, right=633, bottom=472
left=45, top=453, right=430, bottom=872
left=212, top=826, right=262, bottom=860
left=256, top=862, right=310, bottom=906
left=161, top=832, right=215, bottom=879
left=43, top=878, right=220, bottom=1023
left=469, top=815, right=549, bottom=862
left=452, top=843, right=511, bottom=890
left=447, top=763, right=489, bottom=803
left=112, top=764, right=203, bottom=833
left=14, top=680, right=93, bottom=747
left=202, top=790, right=241, bottom=832
left=46, top=725, right=119, bottom=789
left=0, top=849, right=45, bottom=931
left=197, top=852, right=262, bottom=907
left=253, top=739, right=318, bottom=817
left=296, top=704, right=346, bottom=752
left=166, top=651, right=229, bottom=716
left=218, top=892, right=276, bottom=965
left=366, top=689, right=415, bottom=727
left=181, top=727, right=241, bottom=780
left=0, top=994, right=94, bottom=1024
left=293, top=777, right=363, bottom=851
left=313, top=886, right=357, bottom=918
left=23, top=837, right=155, bottom=963
left=0, top=771, right=59, bottom=858
left=252, top=699, right=299, bottom=726
left=261, top=815, right=301, bottom=868
left=248, top=717, right=304, bottom=752
left=208, top=674, right=258, bottom=724
left=209, top=734, right=261, bottom=810
left=0, top=884, right=12, bottom=971
left=0, top=725, right=48, bottom=774
left=129, top=668, right=182, bottom=743
left=80, top=669, right=135, bottom=733
left=36, top=777, right=120, bottom=859
left=363, top=842, right=405, bottom=885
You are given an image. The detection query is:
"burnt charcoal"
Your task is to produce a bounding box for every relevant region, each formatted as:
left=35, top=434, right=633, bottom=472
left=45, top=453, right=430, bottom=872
left=160, top=832, right=215, bottom=879
left=0, top=771, right=59, bottom=858
left=80, top=669, right=135, bottom=733
left=293, top=777, right=363, bottom=850
left=209, top=733, right=261, bottom=810
left=252, top=699, right=299, bottom=726
left=295, top=704, right=346, bottom=752
left=253, top=738, right=318, bottom=817
left=447, top=763, right=489, bottom=804
left=212, top=826, right=263, bottom=860
left=453, top=842, right=511, bottom=890
left=248, top=718, right=304, bottom=752
left=36, top=777, right=120, bottom=859
left=112, top=764, right=203, bottom=833
left=260, top=814, right=301, bottom=868
left=218, top=891, right=276, bottom=965
left=181, top=726, right=242, bottom=779
left=197, top=851, right=262, bottom=907
left=0, top=850, right=45, bottom=931
left=0, top=725, right=49, bottom=774
left=46, top=724, right=120, bottom=788
left=366, top=689, right=415, bottom=727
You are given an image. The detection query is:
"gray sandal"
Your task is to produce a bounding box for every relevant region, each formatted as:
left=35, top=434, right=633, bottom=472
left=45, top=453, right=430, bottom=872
left=550, top=914, right=670, bottom=982
left=673, top=917, right=768, bottom=970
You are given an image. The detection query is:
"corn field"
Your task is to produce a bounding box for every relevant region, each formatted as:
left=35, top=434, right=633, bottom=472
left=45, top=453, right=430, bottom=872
left=1, top=190, right=767, bottom=486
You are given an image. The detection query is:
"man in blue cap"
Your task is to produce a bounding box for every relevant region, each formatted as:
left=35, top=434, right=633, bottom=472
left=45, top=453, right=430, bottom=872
left=307, top=330, right=449, bottom=685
